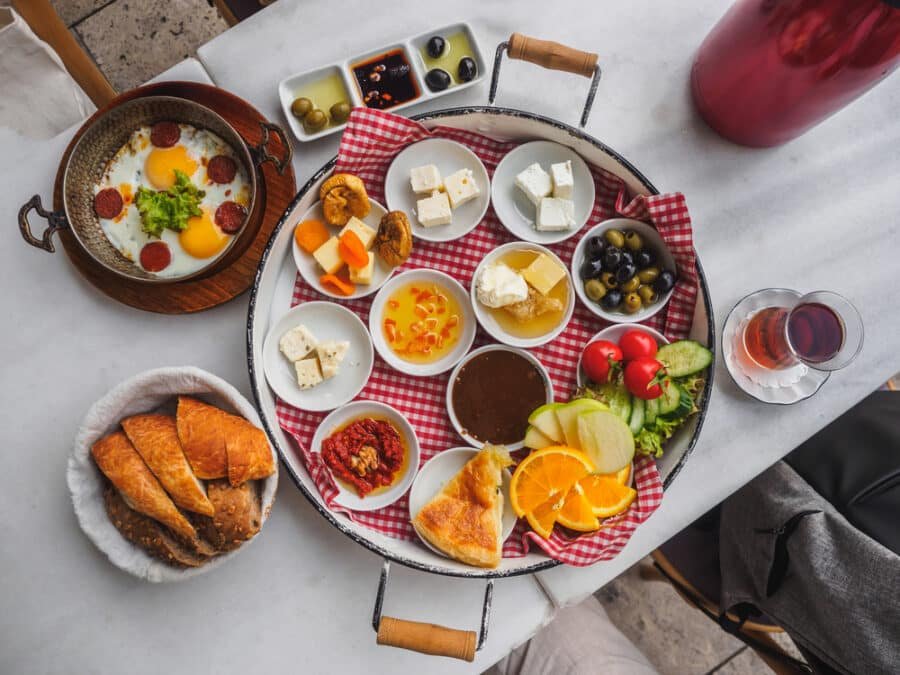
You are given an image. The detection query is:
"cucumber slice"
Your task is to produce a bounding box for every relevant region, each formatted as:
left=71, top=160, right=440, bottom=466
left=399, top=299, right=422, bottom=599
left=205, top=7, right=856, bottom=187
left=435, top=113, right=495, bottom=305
left=661, top=385, right=694, bottom=420
left=629, top=397, right=645, bottom=436
left=657, top=340, right=713, bottom=378
left=556, top=399, right=608, bottom=448
left=645, top=396, right=658, bottom=425
left=594, top=382, right=632, bottom=423
left=577, top=409, right=635, bottom=474
left=527, top=403, right=565, bottom=444
left=657, top=379, right=682, bottom=416
left=524, top=425, right=554, bottom=450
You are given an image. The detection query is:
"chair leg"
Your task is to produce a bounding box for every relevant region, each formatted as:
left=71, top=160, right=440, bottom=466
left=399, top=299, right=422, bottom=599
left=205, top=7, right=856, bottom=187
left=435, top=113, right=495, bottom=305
left=638, top=563, right=666, bottom=582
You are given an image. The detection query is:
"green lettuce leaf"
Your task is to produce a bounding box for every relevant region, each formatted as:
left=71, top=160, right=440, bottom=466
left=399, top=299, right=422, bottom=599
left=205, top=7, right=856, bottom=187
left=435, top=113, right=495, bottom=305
left=135, top=169, right=204, bottom=238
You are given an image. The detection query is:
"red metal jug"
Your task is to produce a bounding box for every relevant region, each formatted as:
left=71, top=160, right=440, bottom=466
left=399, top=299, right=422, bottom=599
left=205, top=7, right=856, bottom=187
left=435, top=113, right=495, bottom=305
left=691, top=0, right=900, bottom=147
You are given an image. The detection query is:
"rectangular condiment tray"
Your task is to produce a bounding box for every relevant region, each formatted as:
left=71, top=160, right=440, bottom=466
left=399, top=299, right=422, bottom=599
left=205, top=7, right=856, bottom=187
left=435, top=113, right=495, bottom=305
left=277, top=21, right=486, bottom=143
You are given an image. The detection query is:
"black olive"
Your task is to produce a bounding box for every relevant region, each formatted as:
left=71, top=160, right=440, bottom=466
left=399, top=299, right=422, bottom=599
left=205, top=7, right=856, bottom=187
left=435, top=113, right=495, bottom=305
left=580, top=257, right=603, bottom=280
left=634, top=249, right=654, bottom=268
left=619, top=250, right=634, bottom=268
left=458, top=57, right=477, bottom=82
left=426, top=36, right=447, bottom=59
left=602, top=247, right=623, bottom=270
left=586, top=236, right=606, bottom=261
left=615, top=263, right=637, bottom=284
left=654, top=270, right=677, bottom=294
left=601, top=289, right=623, bottom=310
left=425, top=68, right=451, bottom=92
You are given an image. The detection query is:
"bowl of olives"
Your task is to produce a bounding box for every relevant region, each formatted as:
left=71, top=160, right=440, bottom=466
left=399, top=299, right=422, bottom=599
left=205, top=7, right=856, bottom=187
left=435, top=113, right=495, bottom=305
left=571, top=218, right=678, bottom=323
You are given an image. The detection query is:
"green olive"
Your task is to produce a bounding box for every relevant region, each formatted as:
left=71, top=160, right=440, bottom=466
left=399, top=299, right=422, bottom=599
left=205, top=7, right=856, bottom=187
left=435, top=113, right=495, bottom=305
left=624, top=231, right=643, bottom=251
left=330, top=100, right=351, bottom=124
left=638, top=284, right=658, bottom=305
left=604, top=229, right=625, bottom=248
left=303, top=109, right=327, bottom=132
left=623, top=292, right=642, bottom=314
left=584, top=279, right=607, bottom=302
left=637, top=266, right=660, bottom=284
left=290, top=97, right=313, bottom=119
left=600, top=271, right=618, bottom=289
left=620, top=276, right=641, bottom=293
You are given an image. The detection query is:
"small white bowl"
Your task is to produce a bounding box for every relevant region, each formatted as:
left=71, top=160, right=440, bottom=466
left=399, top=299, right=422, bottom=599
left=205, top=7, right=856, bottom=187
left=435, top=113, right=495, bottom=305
left=292, top=199, right=394, bottom=300
left=369, top=269, right=476, bottom=377
left=571, top=218, right=677, bottom=324
left=470, top=242, right=575, bottom=349
left=262, top=301, right=374, bottom=412
left=310, top=400, right=420, bottom=511
left=576, top=324, right=669, bottom=388
left=384, top=138, right=490, bottom=243
left=408, top=447, right=516, bottom=559
left=446, top=345, right=553, bottom=450
left=491, top=140, right=596, bottom=245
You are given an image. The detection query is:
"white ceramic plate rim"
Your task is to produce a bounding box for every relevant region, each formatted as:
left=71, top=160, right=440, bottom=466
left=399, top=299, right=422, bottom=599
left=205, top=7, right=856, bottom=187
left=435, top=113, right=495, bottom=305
left=261, top=301, right=374, bottom=412
left=470, top=241, right=575, bottom=349
left=369, top=269, right=477, bottom=377
left=445, top=344, right=554, bottom=450
left=384, top=138, right=491, bottom=242
left=490, top=140, right=596, bottom=245
left=309, top=399, right=420, bottom=511
left=576, top=324, right=670, bottom=388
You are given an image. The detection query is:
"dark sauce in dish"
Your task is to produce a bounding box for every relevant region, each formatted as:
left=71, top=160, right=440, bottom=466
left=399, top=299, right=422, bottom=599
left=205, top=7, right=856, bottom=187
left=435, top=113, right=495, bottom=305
left=451, top=350, right=548, bottom=445
left=352, top=49, right=419, bottom=110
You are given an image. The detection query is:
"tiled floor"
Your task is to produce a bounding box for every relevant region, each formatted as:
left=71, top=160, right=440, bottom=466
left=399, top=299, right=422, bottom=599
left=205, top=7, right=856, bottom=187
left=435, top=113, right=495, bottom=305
left=44, top=2, right=803, bottom=672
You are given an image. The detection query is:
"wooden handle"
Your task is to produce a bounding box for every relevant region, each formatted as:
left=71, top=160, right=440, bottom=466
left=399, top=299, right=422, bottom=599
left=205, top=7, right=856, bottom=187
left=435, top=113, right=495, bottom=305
left=376, top=616, right=477, bottom=662
left=507, top=33, right=598, bottom=78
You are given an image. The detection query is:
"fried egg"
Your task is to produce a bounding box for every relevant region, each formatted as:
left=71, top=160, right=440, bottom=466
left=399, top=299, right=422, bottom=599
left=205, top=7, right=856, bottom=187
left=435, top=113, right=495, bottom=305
left=93, top=123, right=252, bottom=278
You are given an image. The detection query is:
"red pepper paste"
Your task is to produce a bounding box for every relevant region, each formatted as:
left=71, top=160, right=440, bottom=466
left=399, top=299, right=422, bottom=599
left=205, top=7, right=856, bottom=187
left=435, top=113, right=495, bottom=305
left=322, top=418, right=405, bottom=497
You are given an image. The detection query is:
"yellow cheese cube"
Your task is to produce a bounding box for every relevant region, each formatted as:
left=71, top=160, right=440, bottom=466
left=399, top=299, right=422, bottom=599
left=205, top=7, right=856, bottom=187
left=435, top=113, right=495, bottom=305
left=522, top=253, right=566, bottom=296
left=339, top=217, right=376, bottom=250
left=349, top=251, right=375, bottom=284
left=312, top=236, right=344, bottom=274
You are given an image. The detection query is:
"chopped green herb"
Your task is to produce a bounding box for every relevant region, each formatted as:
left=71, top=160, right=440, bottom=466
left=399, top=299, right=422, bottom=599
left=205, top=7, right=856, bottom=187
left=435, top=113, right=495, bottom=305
left=135, top=169, right=204, bottom=238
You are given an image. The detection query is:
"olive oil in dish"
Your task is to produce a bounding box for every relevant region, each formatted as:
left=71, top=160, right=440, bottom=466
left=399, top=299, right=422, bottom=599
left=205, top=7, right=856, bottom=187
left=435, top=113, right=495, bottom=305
left=382, top=282, right=464, bottom=363
left=489, top=250, right=568, bottom=339
left=292, top=73, right=351, bottom=129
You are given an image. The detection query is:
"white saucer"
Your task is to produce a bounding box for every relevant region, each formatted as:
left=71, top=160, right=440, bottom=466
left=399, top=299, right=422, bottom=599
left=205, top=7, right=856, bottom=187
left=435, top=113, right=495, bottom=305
left=408, top=447, right=516, bottom=558
left=311, top=400, right=420, bottom=511
left=263, top=301, right=374, bottom=412
left=491, top=140, right=596, bottom=245
left=722, top=288, right=829, bottom=405
left=385, top=138, right=490, bottom=243
left=576, top=324, right=669, bottom=388
left=292, top=199, right=394, bottom=300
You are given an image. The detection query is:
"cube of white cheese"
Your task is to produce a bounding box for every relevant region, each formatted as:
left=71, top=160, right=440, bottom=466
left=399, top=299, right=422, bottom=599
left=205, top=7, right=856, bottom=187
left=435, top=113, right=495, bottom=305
left=514, top=163, right=552, bottom=206
left=349, top=251, right=375, bottom=284
left=550, top=161, right=574, bottom=199
left=536, top=197, right=575, bottom=232
left=416, top=190, right=452, bottom=228
left=316, top=340, right=350, bottom=380
left=339, top=217, right=376, bottom=250
left=279, top=324, right=318, bottom=362
left=312, top=236, right=344, bottom=274
left=410, top=164, right=443, bottom=194
left=443, top=168, right=480, bottom=209
left=294, top=358, right=323, bottom=389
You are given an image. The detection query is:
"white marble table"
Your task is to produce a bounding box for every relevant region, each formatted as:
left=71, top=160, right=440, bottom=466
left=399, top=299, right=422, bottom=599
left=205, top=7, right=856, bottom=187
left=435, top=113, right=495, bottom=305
left=198, top=0, right=900, bottom=608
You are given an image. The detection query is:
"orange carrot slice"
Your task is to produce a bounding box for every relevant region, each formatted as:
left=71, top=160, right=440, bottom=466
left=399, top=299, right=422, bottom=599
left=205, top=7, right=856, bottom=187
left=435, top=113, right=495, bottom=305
left=338, top=231, right=368, bottom=269
left=320, top=273, right=355, bottom=296
left=294, top=219, right=330, bottom=253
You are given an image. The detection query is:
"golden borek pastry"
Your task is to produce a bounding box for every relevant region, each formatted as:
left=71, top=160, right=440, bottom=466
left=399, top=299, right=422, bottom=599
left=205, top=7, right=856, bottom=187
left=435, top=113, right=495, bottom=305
left=374, top=210, right=413, bottom=266
left=412, top=445, right=512, bottom=568
left=319, top=173, right=370, bottom=226
left=502, top=286, right=564, bottom=323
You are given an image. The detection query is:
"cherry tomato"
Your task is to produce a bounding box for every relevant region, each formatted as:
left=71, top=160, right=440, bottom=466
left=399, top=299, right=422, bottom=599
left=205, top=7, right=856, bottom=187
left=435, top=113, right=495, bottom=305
left=581, top=340, right=623, bottom=384
left=619, top=329, right=659, bottom=361
left=624, top=357, right=666, bottom=400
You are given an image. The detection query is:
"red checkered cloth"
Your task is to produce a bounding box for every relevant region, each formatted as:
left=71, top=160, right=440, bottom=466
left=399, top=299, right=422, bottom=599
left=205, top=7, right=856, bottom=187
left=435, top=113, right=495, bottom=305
left=276, top=109, right=698, bottom=567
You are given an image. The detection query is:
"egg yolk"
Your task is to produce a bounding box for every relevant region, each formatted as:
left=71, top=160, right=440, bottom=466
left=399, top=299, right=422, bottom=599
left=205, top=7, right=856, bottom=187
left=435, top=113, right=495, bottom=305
left=144, top=145, right=197, bottom=190
left=179, top=208, right=229, bottom=259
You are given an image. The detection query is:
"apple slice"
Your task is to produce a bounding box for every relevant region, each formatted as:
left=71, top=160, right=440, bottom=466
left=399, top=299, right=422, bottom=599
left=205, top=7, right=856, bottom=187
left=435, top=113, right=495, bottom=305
left=524, top=425, right=554, bottom=450
left=527, top=403, right=565, bottom=444
left=555, top=399, right=608, bottom=448
left=577, top=409, right=635, bottom=474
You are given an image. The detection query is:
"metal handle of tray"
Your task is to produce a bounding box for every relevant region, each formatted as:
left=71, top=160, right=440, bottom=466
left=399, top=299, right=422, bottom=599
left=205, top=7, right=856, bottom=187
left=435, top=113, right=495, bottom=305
left=490, top=33, right=602, bottom=127
left=372, top=560, right=493, bottom=662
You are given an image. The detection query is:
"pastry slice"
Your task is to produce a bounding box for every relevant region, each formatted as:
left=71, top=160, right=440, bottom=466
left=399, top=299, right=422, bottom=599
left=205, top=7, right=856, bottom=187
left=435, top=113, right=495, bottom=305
left=224, top=416, right=276, bottom=487
left=502, top=286, right=564, bottom=323
left=122, top=414, right=215, bottom=517
left=412, top=445, right=512, bottom=568
left=176, top=396, right=228, bottom=479
left=91, top=431, right=197, bottom=542
left=191, top=479, right=262, bottom=552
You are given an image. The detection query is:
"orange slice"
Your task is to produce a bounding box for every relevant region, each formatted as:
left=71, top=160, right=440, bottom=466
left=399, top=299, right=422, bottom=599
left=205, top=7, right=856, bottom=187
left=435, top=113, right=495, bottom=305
left=509, top=446, right=595, bottom=518
left=577, top=474, right=637, bottom=518
left=554, top=482, right=601, bottom=531
left=525, top=496, right=562, bottom=539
